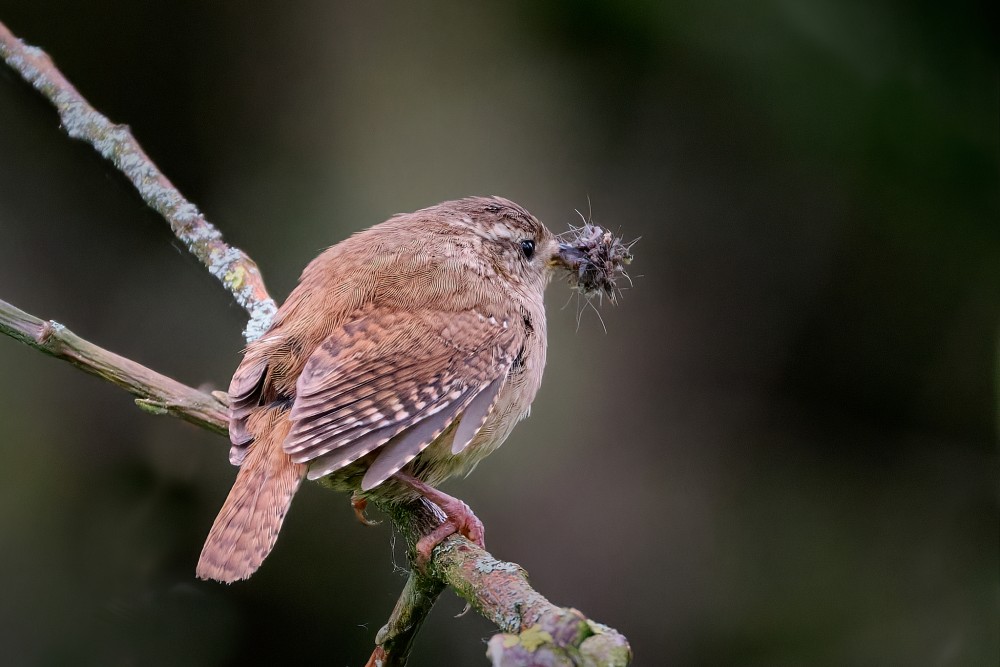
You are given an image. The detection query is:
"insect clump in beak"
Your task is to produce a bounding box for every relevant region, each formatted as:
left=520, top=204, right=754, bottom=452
left=556, top=224, right=636, bottom=303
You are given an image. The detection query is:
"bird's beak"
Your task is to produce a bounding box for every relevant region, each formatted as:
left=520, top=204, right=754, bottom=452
left=553, top=242, right=587, bottom=273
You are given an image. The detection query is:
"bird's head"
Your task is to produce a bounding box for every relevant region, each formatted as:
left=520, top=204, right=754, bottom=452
left=432, top=196, right=633, bottom=303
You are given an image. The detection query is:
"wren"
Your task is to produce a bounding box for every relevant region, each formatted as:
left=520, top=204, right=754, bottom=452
left=197, top=196, right=631, bottom=582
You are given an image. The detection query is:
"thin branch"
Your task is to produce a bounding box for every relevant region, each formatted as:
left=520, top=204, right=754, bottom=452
left=0, top=19, right=631, bottom=666
left=365, top=502, right=447, bottom=667
left=0, top=298, right=228, bottom=434
left=0, top=21, right=276, bottom=342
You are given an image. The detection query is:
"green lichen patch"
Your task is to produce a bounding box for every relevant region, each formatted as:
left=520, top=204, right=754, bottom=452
left=518, top=625, right=554, bottom=652
left=474, top=555, right=521, bottom=575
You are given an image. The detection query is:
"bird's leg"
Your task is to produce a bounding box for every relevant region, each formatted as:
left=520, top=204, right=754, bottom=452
left=351, top=493, right=380, bottom=526
left=393, top=472, right=485, bottom=568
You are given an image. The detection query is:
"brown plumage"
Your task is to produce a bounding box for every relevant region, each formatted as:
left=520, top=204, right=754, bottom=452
left=197, top=196, right=612, bottom=583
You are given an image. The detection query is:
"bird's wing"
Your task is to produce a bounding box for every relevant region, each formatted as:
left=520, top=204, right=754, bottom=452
left=285, top=307, right=520, bottom=490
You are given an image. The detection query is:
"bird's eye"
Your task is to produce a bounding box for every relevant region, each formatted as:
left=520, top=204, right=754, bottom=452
left=519, top=239, right=536, bottom=260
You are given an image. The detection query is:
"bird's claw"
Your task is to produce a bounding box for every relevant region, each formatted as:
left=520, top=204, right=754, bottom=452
left=351, top=495, right=380, bottom=526
left=413, top=500, right=485, bottom=571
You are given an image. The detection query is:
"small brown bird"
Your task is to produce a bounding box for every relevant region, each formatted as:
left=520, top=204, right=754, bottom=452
left=197, top=196, right=630, bottom=582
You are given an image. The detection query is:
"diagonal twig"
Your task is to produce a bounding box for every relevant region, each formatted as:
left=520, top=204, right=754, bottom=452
left=0, top=297, right=228, bottom=434
left=0, top=20, right=276, bottom=342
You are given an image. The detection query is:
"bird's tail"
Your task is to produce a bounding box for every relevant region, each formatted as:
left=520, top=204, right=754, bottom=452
left=197, top=414, right=306, bottom=583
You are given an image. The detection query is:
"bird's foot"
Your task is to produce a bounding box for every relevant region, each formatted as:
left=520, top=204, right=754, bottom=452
left=413, top=497, right=485, bottom=567
left=351, top=494, right=380, bottom=526
left=394, top=472, right=485, bottom=571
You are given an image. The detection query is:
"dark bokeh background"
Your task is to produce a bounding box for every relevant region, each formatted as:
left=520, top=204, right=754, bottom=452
left=0, top=2, right=996, bottom=665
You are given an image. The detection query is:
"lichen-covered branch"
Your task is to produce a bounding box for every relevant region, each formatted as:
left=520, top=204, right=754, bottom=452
left=0, top=19, right=631, bottom=666
left=0, top=20, right=276, bottom=342
left=374, top=499, right=632, bottom=666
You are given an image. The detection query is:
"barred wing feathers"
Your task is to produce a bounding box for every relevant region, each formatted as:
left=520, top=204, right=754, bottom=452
left=286, top=308, right=519, bottom=489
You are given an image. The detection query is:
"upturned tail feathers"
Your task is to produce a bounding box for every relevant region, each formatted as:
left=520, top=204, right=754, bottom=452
left=197, top=418, right=306, bottom=583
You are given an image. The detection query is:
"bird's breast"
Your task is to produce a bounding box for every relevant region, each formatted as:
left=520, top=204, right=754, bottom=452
left=417, top=308, right=547, bottom=486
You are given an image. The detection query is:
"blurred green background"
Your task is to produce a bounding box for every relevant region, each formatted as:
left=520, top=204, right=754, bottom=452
left=0, top=1, right=996, bottom=665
